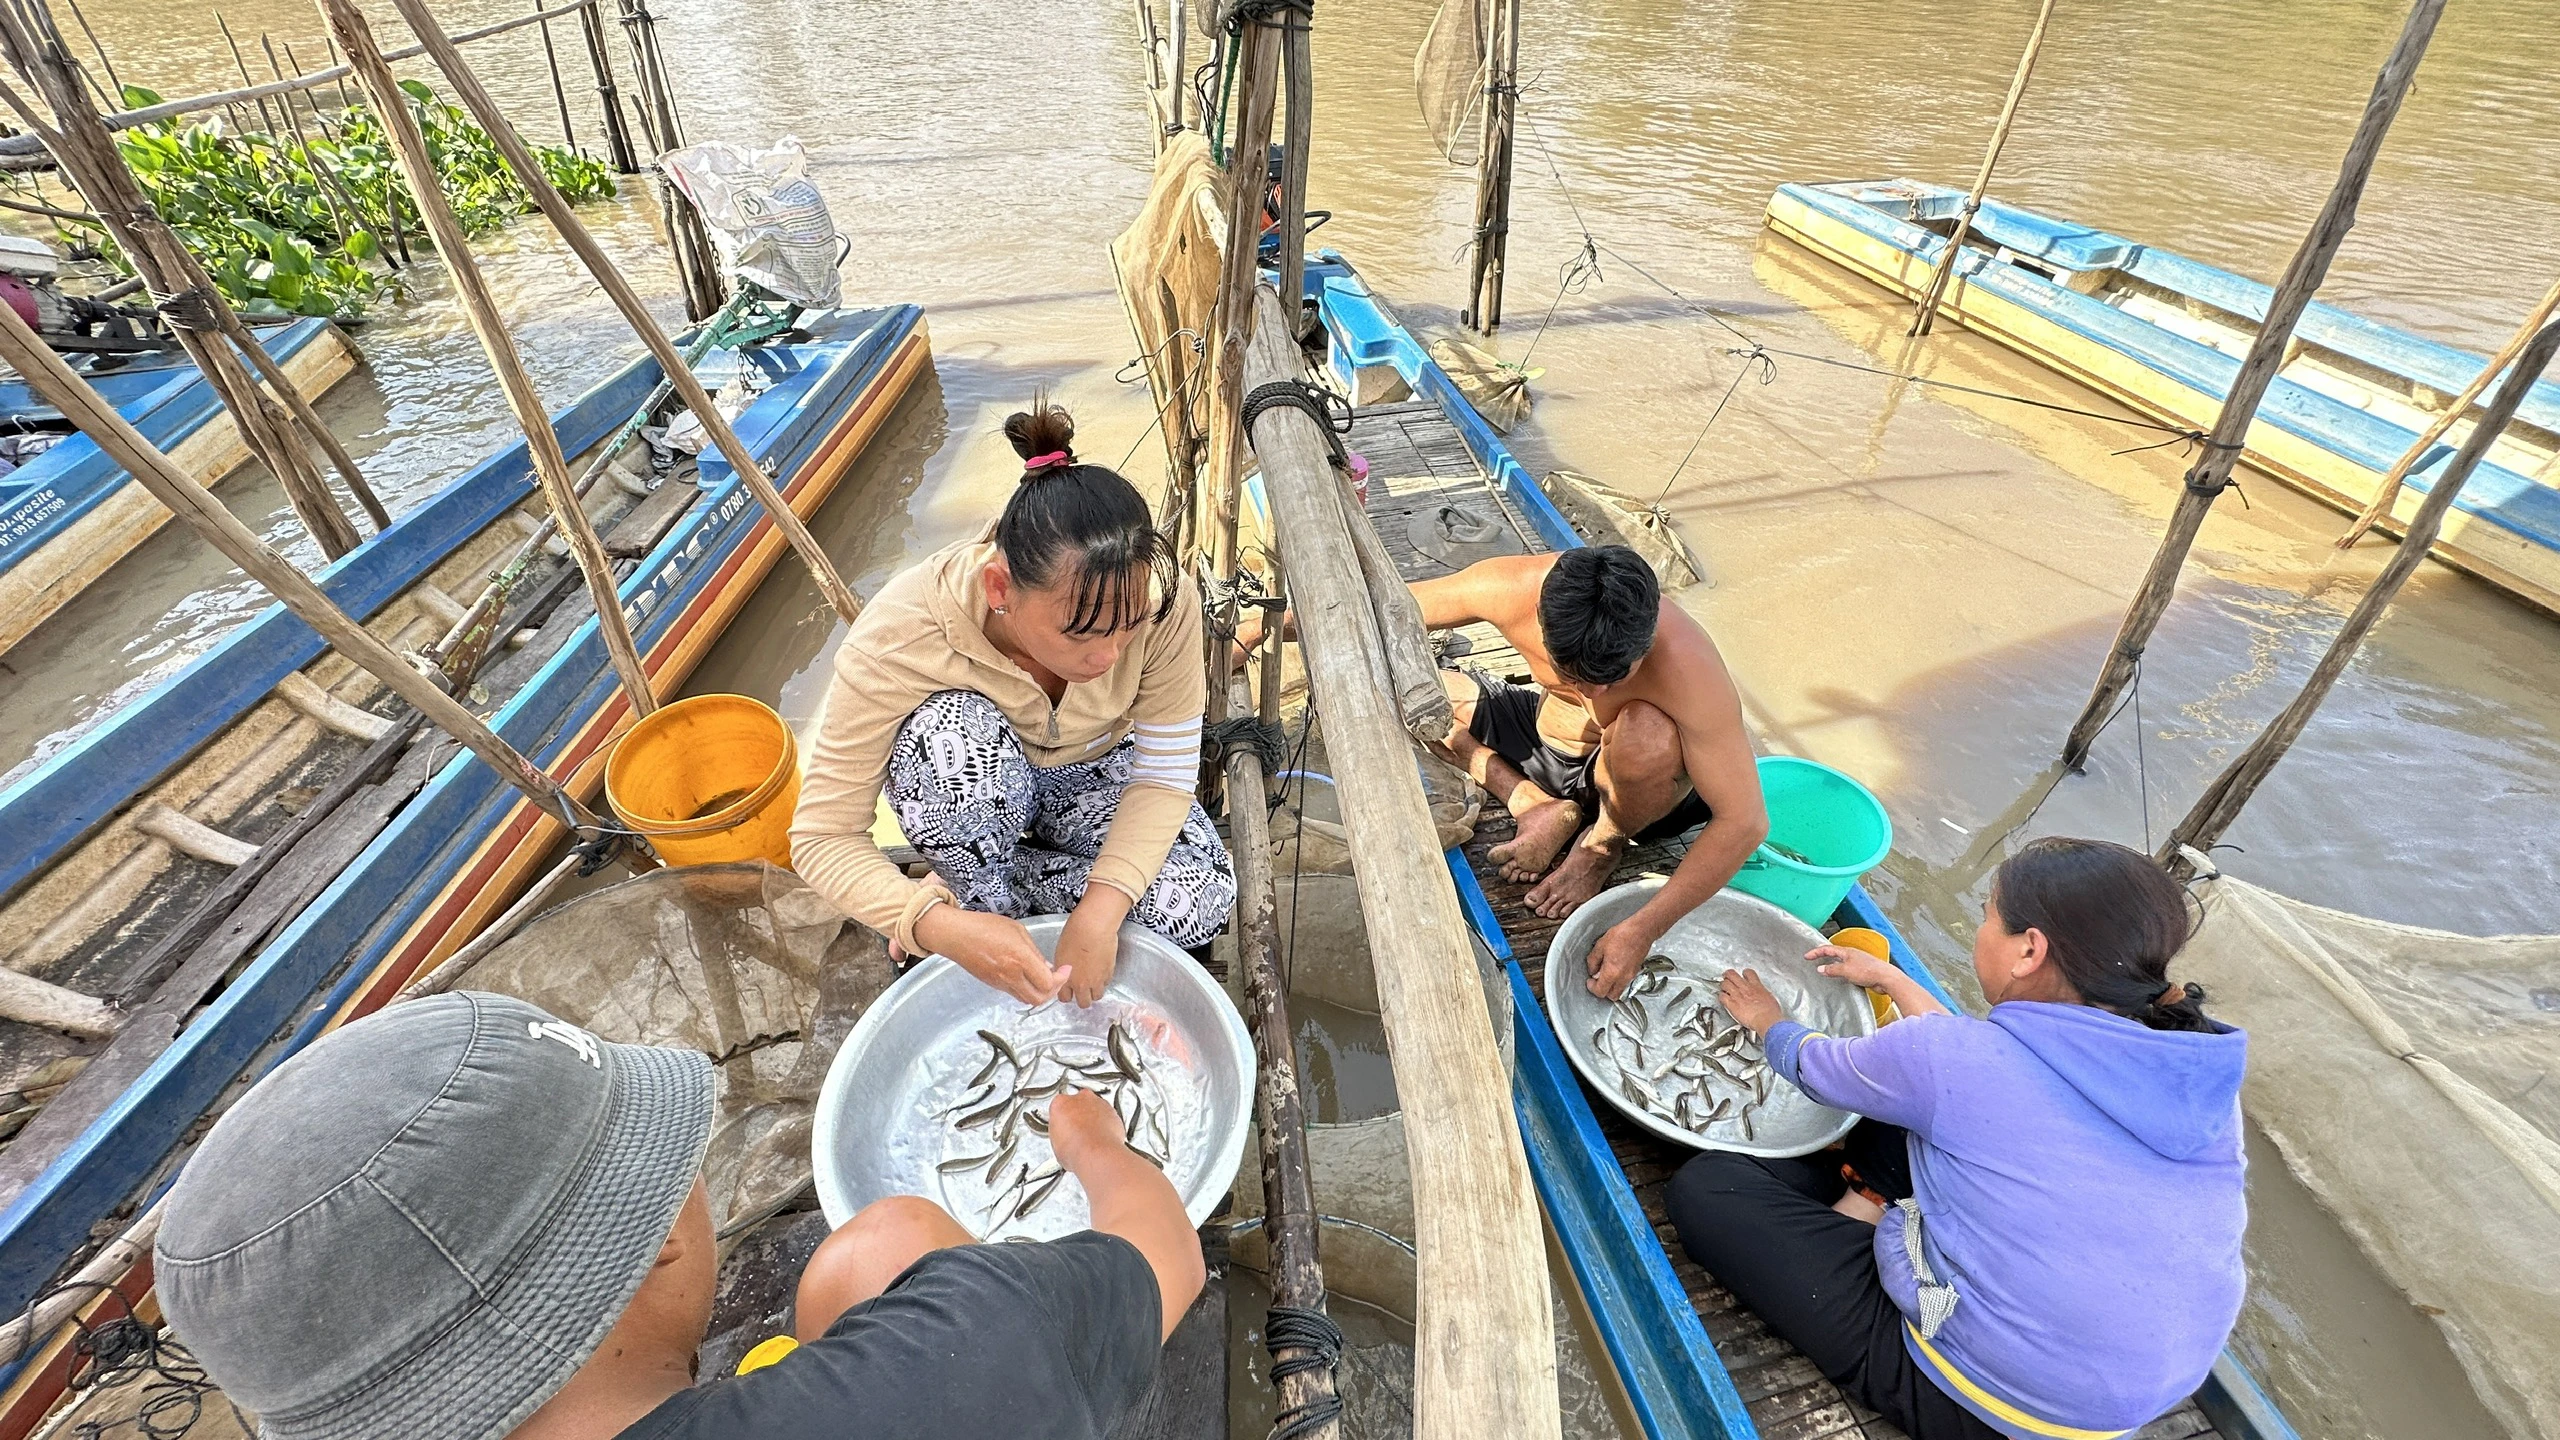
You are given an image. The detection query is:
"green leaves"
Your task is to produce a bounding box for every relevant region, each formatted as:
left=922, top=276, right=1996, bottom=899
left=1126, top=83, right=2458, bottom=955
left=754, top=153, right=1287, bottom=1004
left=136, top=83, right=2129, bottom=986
left=81, top=81, right=617, bottom=322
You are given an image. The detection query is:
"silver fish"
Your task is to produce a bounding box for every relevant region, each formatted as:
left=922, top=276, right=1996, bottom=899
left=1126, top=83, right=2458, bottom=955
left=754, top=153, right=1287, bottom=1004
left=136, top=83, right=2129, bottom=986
left=984, top=1135, right=1020, bottom=1182
left=1014, top=1166, right=1067, bottom=1220
left=978, top=1029, right=1020, bottom=1068
left=939, top=1151, right=996, bottom=1173
left=1107, top=1022, right=1145, bottom=1080
left=955, top=1096, right=1010, bottom=1130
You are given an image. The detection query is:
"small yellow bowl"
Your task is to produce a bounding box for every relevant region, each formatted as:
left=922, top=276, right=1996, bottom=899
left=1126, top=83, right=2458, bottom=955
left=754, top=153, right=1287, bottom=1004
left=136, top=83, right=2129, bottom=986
left=1824, top=927, right=1902, bottom=1025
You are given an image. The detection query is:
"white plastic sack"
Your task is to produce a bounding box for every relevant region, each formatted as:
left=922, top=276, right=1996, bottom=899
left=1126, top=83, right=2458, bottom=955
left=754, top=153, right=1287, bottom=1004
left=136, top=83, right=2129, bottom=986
left=660, top=138, right=845, bottom=309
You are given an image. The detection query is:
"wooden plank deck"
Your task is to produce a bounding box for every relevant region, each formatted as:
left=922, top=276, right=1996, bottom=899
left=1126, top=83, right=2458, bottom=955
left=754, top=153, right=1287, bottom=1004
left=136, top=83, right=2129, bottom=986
left=1361, top=395, right=2220, bottom=1440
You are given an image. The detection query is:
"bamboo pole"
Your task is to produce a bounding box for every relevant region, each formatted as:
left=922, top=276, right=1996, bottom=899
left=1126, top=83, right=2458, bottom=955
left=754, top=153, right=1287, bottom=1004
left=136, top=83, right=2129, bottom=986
left=577, top=0, right=639, bottom=173
left=2337, top=274, right=2560, bottom=546
left=1335, top=472, right=1456, bottom=742
left=259, top=33, right=354, bottom=256
left=534, top=0, right=579, bottom=150
left=1225, top=669, right=1341, bottom=1440
left=2165, top=321, right=2560, bottom=870
left=0, top=1195, right=161, bottom=1368
left=0, top=0, right=593, bottom=157
left=1202, top=11, right=1281, bottom=603
left=1167, top=0, right=1187, bottom=132
left=1274, top=1, right=1312, bottom=324
left=214, top=13, right=279, bottom=136
left=55, top=0, right=112, bottom=100
left=0, top=14, right=370, bottom=557
left=1908, top=0, right=2058, bottom=338
left=2060, top=0, right=2444, bottom=771
left=383, top=0, right=866, bottom=630
left=1242, top=284, right=1558, bottom=1440
left=321, top=0, right=658, bottom=718
left=0, top=298, right=601, bottom=831
left=1464, top=0, right=1518, bottom=334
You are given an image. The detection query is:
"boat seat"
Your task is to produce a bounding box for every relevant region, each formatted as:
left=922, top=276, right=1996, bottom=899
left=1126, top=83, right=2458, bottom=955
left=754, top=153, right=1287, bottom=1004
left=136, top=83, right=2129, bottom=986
left=1968, top=197, right=2136, bottom=273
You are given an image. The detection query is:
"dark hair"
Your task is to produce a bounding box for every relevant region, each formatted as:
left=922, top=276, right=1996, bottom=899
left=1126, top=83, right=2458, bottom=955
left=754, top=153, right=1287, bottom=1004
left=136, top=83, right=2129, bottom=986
left=1990, top=837, right=2216, bottom=1032
left=1537, top=546, right=1659, bottom=686
left=995, top=400, right=1178, bottom=636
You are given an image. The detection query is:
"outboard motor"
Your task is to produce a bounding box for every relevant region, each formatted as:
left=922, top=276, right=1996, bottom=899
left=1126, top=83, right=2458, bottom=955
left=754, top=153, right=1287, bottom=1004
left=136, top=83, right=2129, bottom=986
left=0, top=234, right=168, bottom=359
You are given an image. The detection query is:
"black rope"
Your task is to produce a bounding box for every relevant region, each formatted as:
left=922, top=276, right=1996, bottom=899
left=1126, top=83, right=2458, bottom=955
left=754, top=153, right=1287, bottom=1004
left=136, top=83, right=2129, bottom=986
left=1239, top=379, right=1354, bottom=472
left=18, top=1278, right=231, bottom=1440
left=571, top=830, right=628, bottom=877
left=1206, top=715, right=1288, bottom=772
left=1264, top=1304, right=1346, bottom=1440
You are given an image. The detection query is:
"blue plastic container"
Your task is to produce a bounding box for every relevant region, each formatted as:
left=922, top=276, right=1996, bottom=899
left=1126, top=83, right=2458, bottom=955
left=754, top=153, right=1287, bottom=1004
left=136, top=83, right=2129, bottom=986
left=1725, top=756, right=1893, bottom=926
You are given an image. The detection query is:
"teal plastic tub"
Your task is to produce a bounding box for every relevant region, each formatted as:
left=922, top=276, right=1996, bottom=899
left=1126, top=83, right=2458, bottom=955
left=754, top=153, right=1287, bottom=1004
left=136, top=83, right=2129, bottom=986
left=1725, top=756, right=1893, bottom=927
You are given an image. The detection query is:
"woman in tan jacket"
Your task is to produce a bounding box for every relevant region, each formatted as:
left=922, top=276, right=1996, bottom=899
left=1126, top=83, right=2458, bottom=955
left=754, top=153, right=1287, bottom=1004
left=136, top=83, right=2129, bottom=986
left=790, top=403, right=1235, bottom=1005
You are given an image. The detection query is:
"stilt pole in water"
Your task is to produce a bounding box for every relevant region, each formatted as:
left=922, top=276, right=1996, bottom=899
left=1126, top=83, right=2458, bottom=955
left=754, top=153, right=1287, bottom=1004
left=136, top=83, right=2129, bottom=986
left=612, top=0, right=723, bottom=320
left=0, top=298, right=604, bottom=833
left=1907, top=0, right=2057, bottom=339
left=2338, top=273, right=2560, bottom=547
left=2165, top=321, right=2560, bottom=871
left=0, top=9, right=381, bottom=553
left=578, top=0, right=640, bottom=172
left=2059, top=0, right=2446, bottom=771
left=535, top=0, right=580, bottom=151
left=384, top=0, right=866, bottom=630
left=321, top=0, right=660, bottom=719
left=1167, top=0, right=1187, bottom=132
left=1465, top=0, right=1518, bottom=334
left=1242, top=284, right=1561, bottom=1440
left=1224, top=671, right=1343, bottom=1440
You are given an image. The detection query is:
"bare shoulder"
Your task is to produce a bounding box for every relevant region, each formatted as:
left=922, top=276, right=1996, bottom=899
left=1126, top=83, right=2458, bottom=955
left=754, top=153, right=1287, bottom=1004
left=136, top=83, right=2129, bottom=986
left=1640, top=602, right=1741, bottom=719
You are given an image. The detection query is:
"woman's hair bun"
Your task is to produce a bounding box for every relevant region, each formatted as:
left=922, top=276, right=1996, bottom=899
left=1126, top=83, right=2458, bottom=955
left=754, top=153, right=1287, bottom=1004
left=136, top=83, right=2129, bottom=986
left=1003, top=400, right=1078, bottom=472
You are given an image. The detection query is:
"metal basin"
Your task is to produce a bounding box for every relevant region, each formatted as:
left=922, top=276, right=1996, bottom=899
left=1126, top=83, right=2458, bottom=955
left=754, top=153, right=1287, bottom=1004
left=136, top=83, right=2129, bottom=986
left=812, top=916, right=1254, bottom=1239
left=1545, top=880, right=1875, bottom=1157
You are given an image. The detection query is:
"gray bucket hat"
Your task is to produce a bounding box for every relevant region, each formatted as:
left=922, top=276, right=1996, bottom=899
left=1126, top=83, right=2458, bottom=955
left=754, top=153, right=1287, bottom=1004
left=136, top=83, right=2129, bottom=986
left=155, top=992, right=714, bottom=1440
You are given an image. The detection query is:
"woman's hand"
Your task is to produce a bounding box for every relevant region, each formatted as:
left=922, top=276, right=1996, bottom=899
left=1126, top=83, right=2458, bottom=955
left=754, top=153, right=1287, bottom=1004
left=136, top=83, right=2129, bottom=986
left=1058, top=888, right=1134, bottom=1007
left=1809, top=945, right=1899, bottom=992
left=915, top=906, right=1068, bottom=1006
left=1717, top=968, right=1785, bottom=1037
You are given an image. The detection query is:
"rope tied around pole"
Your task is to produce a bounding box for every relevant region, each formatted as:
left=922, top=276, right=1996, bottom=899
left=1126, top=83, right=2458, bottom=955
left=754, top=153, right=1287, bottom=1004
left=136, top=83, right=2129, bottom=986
left=1205, top=714, right=1288, bottom=772
left=143, top=284, right=217, bottom=332
left=1239, top=378, right=1352, bottom=472
left=1263, top=1303, right=1345, bottom=1440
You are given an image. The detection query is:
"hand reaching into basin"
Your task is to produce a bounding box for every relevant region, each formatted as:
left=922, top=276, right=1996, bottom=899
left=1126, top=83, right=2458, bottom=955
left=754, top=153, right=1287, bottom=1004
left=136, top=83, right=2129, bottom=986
left=1717, top=967, right=1784, bottom=1037
left=1051, top=1088, right=1205, bottom=1340
left=916, top=905, right=1069, bottom=1006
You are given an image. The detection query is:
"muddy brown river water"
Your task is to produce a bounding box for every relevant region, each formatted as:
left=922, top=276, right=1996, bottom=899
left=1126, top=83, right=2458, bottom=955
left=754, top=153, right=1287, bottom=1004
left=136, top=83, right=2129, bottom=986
left=4, top=1, right=2555, bottom=1435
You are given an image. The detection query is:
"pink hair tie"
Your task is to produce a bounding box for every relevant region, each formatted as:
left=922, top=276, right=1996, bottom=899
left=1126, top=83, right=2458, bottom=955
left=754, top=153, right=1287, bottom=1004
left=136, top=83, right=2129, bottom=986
left=1023, top=451, right=1073, bottom=474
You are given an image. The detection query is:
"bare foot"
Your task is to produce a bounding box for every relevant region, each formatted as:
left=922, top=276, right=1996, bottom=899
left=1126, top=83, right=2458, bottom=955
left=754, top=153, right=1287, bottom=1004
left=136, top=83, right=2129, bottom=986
left=1526, top=839, right=1618, bottom=918
left=1490, top=797, right=1585, bottom=882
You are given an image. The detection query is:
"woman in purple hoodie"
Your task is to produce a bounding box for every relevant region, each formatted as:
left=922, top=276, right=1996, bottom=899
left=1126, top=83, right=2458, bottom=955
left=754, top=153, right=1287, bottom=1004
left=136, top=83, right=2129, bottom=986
left=1667, top=837, right=2247, bottom=1440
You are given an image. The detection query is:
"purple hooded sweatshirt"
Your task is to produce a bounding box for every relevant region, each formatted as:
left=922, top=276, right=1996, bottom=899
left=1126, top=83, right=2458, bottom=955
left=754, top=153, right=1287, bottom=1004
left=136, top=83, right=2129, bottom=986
left=1763, top=1002, right=2248, bottom=1438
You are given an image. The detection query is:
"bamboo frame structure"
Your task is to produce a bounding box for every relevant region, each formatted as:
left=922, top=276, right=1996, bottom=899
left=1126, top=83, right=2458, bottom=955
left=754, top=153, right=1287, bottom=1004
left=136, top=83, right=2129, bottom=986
left=322, top=0, right=658, bottom=718
left=0, top=295, right=601, bottom=833
left=1241, top=283, right=1560, bottom=1440
left=2060, top=0, right=2446, bottom=770
left=1907, top=0, right=2058, bottom=338
left=2166, top=321, right=2560, bottom=868
left=384, top=0, right=868, bottom=629
left=2337, top=274, right=2560, bottom=546
left=1201, top=10, right=1281, bottom=615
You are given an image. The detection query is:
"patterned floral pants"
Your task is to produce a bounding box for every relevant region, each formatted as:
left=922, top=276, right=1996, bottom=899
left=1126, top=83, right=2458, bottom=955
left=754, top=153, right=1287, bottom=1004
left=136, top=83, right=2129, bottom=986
left=884, top=690, right=1236, bottom=949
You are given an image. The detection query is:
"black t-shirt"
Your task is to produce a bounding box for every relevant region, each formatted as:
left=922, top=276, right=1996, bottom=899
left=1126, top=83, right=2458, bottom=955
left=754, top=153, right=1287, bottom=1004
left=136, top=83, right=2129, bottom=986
left=621, top=1231, right=1163, bottom=1439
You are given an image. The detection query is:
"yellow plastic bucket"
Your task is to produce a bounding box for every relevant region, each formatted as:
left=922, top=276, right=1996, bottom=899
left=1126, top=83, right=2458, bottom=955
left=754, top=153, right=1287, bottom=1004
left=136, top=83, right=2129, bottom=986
left=1827, top=927, right=1903, bottom=1027
left=604, top=693, right=801, bottom=868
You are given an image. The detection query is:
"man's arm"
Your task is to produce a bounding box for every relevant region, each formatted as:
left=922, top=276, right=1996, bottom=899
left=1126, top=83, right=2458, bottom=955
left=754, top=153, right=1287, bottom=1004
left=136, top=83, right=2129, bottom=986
left=1236, top=554, right=1539, bottom=660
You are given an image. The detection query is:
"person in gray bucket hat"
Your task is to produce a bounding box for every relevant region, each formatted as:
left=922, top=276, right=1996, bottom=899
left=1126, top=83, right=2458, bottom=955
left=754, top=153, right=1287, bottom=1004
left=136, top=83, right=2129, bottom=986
left=156, top=991, right=1204, bottom=1440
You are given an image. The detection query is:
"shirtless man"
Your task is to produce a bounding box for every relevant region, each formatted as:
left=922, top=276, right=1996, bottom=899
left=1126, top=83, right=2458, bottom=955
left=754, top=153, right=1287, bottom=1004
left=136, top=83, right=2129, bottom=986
left=1416, top=546, right=1766, bottom=1000
left=1239, top=544, right=1766, bottom=1000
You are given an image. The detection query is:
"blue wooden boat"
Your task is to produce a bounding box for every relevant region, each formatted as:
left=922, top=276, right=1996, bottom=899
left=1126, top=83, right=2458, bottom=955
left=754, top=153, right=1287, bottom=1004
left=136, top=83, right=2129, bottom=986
left=0, top=303, right=930, bottom=1431
left=1298, top=253, right=2300, bottom=1440
left=1764, top=180, right=2560, bottom=616
left=0, top=317, right=361, bottom=655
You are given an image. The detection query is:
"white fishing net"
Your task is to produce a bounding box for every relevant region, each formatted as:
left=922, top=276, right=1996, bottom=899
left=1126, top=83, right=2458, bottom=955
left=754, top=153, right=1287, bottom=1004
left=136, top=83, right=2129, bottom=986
left=1413, top=0, right=1488, bottom=165
left=2176, top=857, right=2560, bottom=1440
left=467, top=862, right=894, bottom=1241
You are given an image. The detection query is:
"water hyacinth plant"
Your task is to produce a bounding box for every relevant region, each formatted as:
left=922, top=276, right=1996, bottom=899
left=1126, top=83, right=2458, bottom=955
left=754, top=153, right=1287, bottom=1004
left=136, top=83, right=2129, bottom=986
left=70, top=79, right=614, bottom=321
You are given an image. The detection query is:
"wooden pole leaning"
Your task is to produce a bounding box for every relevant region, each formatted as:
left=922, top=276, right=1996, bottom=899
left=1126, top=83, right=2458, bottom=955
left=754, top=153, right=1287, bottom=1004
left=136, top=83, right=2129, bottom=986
left=0, top=300, right=602, bottom=833
left=321, top=0, right=658, bottom=718
left=1907, top=0, right=2057, bottom=338
left=1242, top=284, right=1560, bottom=1440
left=1273, top=3, right=1313, bottom=328
left=2165, top=320, right=2560, bottom=871
left=1334, top=473, right=1456, bottom=743
left=0, top=19, right=369, bottom=557
left=2059, top=0, right=2445, bottom=771
left=1225, top=671, right=1341, bottom=1440
left=1202, top=12, right=1282, bottom=597
left=1464, top=0, right=1519, bottom=334
left=381, top=0, right=867, bottom=630
left=2338, top=273, right=2560, bottom=547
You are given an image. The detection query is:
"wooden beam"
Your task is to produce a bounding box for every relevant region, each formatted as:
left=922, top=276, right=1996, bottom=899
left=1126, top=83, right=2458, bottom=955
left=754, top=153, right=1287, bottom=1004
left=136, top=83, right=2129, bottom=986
left=1225, top=671, right=1340, bottom=1440
left=1202, top=13, right=1281, bottom=596
left=2060, top=0, right=2445, bottom=770
left=1273, top=7, right=1312, bottom=324
left=1334, top=472, right=1456, bottom=743
left=321, top=0, right=658, bottom=719
left=1465, top=0, right=1519, bottom=334
left=382, top=0, right=868, bottom=629
left=0, top=295, right=602, bottom=834
left=2164, top=321, right=2560, bottom=869
left=2338, top=273, right=2560, bottom=546
left=0, top=963, right=119, bottom=1039
left=1242, top=285, right=1558, bottom=1440
left=1907, top=0, right=2059, bottom=338
left=0, top=1196, right=162, bottom=1367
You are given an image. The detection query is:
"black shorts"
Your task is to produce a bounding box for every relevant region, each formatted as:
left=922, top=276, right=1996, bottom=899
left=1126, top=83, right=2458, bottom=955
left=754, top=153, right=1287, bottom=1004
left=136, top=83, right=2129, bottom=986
left=1459, top=669, right=1712, bottom=840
